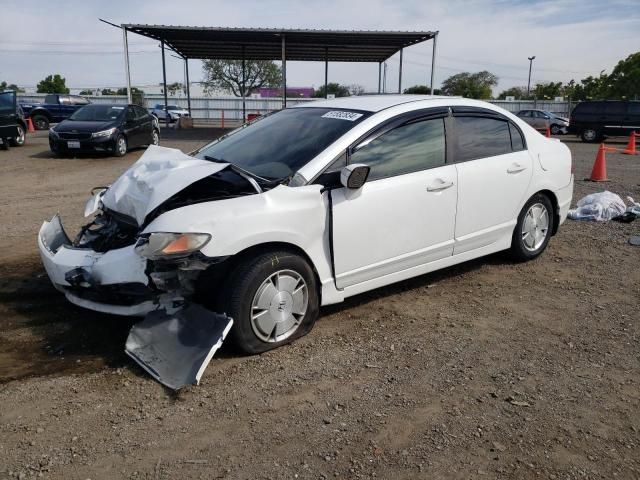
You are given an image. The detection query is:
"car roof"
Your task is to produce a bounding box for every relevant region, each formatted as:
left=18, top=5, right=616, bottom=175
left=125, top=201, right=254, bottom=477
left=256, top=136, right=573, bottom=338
left=294, top=94, right=456, bottom=113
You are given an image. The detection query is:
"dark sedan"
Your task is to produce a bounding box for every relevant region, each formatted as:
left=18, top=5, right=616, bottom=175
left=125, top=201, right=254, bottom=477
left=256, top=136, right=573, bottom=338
left=49, top=104, right=159, bottom=157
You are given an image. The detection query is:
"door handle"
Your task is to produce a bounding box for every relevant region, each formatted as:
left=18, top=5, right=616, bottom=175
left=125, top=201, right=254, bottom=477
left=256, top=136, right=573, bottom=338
left=426, top=180, right=454, bottom=192
left=507, top=163, right=527, bottom=174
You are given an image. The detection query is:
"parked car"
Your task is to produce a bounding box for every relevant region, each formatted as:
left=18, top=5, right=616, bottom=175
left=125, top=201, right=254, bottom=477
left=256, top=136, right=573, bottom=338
left=49, top=104, right=159, bottom=157
left=516, top=109, right=569, bottom=135
left=20, top=94, right=91, bottom=130
left=0, top=90, right=27, bottom=149
left=568, top=100, right=640, bottom=142
left=38, top=96, right=573, bottom=357
left=150, top=104, right=189, bottom=123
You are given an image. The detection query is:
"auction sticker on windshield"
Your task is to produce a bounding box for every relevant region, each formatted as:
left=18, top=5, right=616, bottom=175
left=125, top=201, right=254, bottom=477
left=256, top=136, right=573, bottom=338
left=321, top=111, right=364, bottom=121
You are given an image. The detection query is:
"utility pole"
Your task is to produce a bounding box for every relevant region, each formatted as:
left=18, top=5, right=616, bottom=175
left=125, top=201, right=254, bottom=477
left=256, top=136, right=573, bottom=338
left=527, top=56, right=536, bottom=97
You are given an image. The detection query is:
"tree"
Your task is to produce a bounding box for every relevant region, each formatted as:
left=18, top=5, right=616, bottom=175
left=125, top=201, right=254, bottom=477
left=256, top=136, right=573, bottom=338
left=167, top=82, right=183, bottom=96
left=79, top=89, right=95, bottom=96
left=36, top=74, right=69, bottom=94
left=569, top=72, right=609, bottom=101
left=606, top=51, right=640, bottom=100
left=1, top=81, right=22, bottom=92
left=497, top=86, right=528, bottom=100
left=440, top=71, right=498, bottom=99
left=314, top=83, right=351, bottom=98
left=533, top=81, right=564, bottom=99
left=102, top=88, right=117, bottom=95
left=116, top=87, right=142, bottom=96
left=202, top=60, right=282, bottom=97
left=348, top=84, right=365, bottom=96
left=403, top=85, right=442, bottom=95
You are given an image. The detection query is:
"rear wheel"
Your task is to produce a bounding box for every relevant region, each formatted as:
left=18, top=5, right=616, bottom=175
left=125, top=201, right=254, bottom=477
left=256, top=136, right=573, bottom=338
left=581, top=128, right=600, bottom=143
left=9, top=125, right=25, bottom=146
left=510, top=193, right=553, bottom=261
left=114, top=135, right=127, bottom=157
left=31, top=115, right=49, bottom=130
left=150, top=129, right=160, bottom=146
left=221, top=250, right=319, bottom=354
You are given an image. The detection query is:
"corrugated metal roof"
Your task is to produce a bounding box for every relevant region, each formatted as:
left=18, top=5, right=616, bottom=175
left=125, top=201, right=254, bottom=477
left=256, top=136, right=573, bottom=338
left=123, top=25, right=436, bottom=62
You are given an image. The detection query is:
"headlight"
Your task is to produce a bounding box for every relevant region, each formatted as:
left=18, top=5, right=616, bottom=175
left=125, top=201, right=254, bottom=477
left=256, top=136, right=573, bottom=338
left=135, top=232, right=211, bottom=259
left=91, top=127, right=117, bottom=138
left=49, top=128, right=59, bottom=138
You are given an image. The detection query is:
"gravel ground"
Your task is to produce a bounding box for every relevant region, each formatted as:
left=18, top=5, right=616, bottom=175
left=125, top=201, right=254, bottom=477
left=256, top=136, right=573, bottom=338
left=0, top=128, right=639, bottom=480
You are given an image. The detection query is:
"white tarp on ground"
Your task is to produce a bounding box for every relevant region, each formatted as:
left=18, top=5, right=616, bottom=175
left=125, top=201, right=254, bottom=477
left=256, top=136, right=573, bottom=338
left=568, top=191, right=627, bottom=221
left=102, top=145, right=229, bottom=225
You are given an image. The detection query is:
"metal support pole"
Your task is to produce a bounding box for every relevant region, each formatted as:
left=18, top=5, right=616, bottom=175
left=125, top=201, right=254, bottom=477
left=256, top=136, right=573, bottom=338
left=398, top=48, right=403, bottom=94
left=383, top=63, right=387, bottom=93
left=324, top=47, right=329, bottom=99
left=527, top=56, right=536, bottom=97
left=161, top=40, right=168, bottom=127
left=281, top=35, right=287, bottom=109
left=242, top=45, right=246, bottom=122
left=430, top=32, right=438, bottom=95
left=121, top=26, right=132, bottom=104
left=378, top=62, right=382, bottom=94
left=185, top=57, right=191, bottom=117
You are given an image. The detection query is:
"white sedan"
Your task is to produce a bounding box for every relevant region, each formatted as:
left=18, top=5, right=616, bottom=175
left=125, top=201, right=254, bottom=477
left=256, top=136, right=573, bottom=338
left=149, top=104, right=189, bottom=122
left=38, top=95, right=573, bottom=383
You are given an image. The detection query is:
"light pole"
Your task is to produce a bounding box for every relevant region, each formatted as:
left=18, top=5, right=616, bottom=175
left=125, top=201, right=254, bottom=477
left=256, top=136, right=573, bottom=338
left=527, top=56, right=536, bottom=97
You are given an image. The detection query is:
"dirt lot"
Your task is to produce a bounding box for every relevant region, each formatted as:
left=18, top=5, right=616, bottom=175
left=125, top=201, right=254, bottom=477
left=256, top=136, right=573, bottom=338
left=0, top=128, right=639, bottom=480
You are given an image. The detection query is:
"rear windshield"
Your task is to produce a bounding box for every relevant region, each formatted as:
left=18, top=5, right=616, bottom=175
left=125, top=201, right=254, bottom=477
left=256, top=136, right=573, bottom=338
left=69, top=105, right=125, bottom=121
left=193, top=107, right=370, bottom=180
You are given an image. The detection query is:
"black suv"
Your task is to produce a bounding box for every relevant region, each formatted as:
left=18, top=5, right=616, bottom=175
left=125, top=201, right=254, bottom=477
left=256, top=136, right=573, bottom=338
left=569, top=100, right=640, bottom=142
left=0, top=91, right=27, bottom=150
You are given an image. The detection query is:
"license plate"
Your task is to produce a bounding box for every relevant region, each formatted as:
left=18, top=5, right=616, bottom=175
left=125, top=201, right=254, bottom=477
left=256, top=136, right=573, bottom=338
left=68, top=141, right=80, bottom=149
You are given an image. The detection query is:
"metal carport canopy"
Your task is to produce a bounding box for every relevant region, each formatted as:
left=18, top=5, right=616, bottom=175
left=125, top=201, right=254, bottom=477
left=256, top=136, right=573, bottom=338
left=119, top=24, right=438, bottom=118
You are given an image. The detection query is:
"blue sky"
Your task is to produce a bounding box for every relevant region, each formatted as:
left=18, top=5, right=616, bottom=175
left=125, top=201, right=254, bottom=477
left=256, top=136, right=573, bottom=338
left=1, top=0, right=638, bottom=94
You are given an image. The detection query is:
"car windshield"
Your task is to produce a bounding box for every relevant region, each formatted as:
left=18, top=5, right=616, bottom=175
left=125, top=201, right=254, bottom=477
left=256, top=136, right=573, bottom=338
left=166, top=106, right=180, bottom=110
left=69, top=105, right=125, bottom=121
left=193, top=107, right=370, bottom=180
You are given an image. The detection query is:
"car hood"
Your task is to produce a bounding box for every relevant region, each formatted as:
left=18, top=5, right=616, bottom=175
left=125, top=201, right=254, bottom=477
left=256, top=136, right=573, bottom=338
left=101, top=145, right=230, bottom=226
left=55, top=120, right=119, bottom=132
left=167, top=110, right=189, bottom=115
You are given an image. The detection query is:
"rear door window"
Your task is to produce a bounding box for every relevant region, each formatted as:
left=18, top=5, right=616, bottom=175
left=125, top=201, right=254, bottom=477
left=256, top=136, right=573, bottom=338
left=0, top=91, right=16, bottom=114
left=44, top=94, right=57, bottom=104
left=604, top=102, right=625, bottom=115
left=509, top=123, right=525, bottom=151
left=454, top=116, right=513, bottom=162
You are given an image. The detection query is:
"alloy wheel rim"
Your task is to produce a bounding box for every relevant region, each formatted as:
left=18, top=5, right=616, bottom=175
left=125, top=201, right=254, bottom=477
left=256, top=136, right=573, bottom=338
left=584, top=129, right=596, bottom=141
left=152, top=131, right=159, bottom=145
left=522, top=203, right=549, bottom=252
left=250, top=269, right=308, bottom=343
left=118, top=138, right=126, bottom=155
left=16, top=126, right=25, bottom=145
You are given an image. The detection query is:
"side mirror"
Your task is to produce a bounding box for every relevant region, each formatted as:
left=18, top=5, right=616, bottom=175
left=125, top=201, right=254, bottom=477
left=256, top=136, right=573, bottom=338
left=340, top=164, right=370, bottom=189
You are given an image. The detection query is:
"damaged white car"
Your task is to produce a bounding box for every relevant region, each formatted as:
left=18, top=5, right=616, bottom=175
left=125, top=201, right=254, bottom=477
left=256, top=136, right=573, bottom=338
left=38, top=95, right=574, bottom=389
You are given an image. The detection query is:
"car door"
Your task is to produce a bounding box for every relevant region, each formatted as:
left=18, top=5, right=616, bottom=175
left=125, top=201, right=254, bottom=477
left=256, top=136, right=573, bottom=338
left=135, top=106, right=154, bottom=144
left=452, top=110, right=533, bottom=254
left=124, top=106, right=142, bottom=146
left=330, top=110, right=457, bottom=289
left=0, top=91, right=19, bottom=143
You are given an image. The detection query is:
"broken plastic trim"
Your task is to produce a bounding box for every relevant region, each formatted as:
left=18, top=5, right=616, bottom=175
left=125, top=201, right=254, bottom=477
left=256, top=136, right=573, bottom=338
left=125, top=304, right=233, bottom=390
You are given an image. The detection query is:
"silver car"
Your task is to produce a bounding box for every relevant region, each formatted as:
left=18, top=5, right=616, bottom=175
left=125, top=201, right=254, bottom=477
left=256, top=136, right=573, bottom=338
left=516, top=109, right=569, bottom=135
left=149, top=104, right=190, bottom=123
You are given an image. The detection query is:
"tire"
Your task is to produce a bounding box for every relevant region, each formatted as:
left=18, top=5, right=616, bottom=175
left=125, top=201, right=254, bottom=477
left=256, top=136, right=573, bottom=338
left=150, top=128, right=160, bottom=146
left=510, top=193, right=554, bottom=261
left=221, top=250, right=319, bottom=354
left=114, top=135, right=127, bottom=157
left=31, top=114, right=49, bottom=130
left=550, top=124, right=561, bottom=135
left=9, top=125, right=25, bottom=146
left=581, top=128, right=600, bottom=143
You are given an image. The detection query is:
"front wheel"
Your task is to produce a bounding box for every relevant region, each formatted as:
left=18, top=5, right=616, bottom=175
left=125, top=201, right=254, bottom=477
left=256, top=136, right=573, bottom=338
left=114, top=135, right=127, bottom=157
left=510, top=194, right=554, bottom=261
left=31, top=115, right=49, bottom=130
left=10, top=125, right=25, bottom=146
left=550, top=124, right=562, bottom=135
left=221, top=250, right=319, bottom=354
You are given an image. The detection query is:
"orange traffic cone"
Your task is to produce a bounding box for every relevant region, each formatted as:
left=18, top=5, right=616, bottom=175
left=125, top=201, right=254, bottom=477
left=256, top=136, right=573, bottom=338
left=588, top=144, right=616, bottom=182
left=26, top=117, right=35, bottom=133
left=622, top=131, right=638, bottom=155
left=545, top=126, right=551, bottom=138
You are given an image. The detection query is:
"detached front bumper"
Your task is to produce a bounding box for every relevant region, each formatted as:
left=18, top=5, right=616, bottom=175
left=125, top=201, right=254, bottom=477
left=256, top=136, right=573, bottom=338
left=38, top=215, right=159, bottom=316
